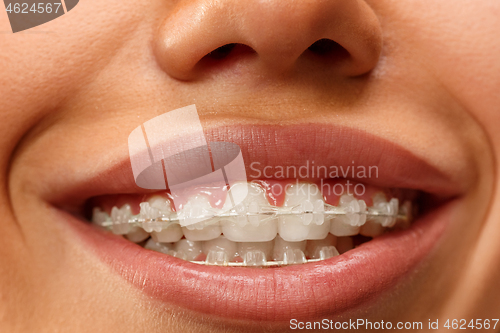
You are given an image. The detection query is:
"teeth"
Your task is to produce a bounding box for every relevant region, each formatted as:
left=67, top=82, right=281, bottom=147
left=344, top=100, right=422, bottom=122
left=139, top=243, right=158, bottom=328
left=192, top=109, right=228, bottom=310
left=178, top=195, right=222, bottom=241
left=306, top=234, right=338, bottom=259
left=144, top=239, right=173, bottom=254
left=329, top=216, right=360, bottom=236
left=238, top=241, right=274, bottom=260
left=139, top=202, right=162, bottom=232
left=92, top=207, right=110, bottom=227
left=338, top=195, right=367, bottom=226
left=174, top=239, right=203, bottom=261
left=273, top=235, right=306, bottom=262
left=221, top=183, right=278, bottom=242
left=111, top=205, right=132, bottom=235
left=370, top=194, right=398, bottom=227
left=279, top=183, right=330, bottom=241
left=241, top=250, right=267, bottom=266
left=151, top=225, right=183, bottom=243
left=125, top=227, right=150, bottom=243
left=203, top=236, right=237, bottom=264
left=93, top=181, right=413, bottom=266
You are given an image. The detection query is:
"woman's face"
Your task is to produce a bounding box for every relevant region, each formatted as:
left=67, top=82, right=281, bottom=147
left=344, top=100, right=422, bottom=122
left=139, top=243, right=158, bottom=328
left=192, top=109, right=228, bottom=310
left=1, top=0, right=499, bottom=331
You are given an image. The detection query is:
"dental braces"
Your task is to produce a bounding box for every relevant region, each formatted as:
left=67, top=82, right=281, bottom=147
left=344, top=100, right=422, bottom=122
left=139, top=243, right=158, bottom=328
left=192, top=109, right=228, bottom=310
left=96, top=197, right=412, bottom=232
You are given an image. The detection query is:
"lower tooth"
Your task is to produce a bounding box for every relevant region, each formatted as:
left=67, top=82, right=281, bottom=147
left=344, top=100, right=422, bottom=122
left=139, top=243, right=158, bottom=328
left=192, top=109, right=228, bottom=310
left=238, top=241, right=274, bottom=259
left=242, top=250, right=267, bottom=266
left=329, top=216, right=360, bottom=236
left=144, top=239, right=173, bottom=254
left=360, top=220, right=384, bottom=237
left=316, top=246, right=339, bottom=260
left=202, top=236, right=237, bottom=262
left=151, top=224, right=183, bottom=243
left=125, top=227, right=150, bottom=243
left=273, top=235, right=306, bottom=261
left=206, top=250, right=229, bottom=265
left=282, top=248, right=307, bottom=265
left=306, top=234, right=337, bottom=259
left=174, top=239, right=203, bottom=261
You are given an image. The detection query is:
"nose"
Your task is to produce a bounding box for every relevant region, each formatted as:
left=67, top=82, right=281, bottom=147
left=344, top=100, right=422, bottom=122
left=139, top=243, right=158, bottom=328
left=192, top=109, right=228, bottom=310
left=153, top=0, right=382, bottom=81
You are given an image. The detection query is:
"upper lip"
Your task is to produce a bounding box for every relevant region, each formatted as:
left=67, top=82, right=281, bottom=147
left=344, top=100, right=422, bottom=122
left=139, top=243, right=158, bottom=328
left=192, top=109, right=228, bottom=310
left=49, top=122, right=464, bottom=213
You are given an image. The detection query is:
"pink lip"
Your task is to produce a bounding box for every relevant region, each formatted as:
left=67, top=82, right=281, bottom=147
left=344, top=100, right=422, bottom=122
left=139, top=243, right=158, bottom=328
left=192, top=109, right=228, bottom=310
left=47, top=123, right=463, bottom=322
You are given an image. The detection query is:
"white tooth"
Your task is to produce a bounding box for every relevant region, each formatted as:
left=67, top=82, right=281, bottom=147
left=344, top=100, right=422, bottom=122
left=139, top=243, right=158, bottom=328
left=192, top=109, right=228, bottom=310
left=183, top=222, right=221, bottom=241
left=273, top=235, right=306, bottom=262
left=336, top=236, right=354, bottom=254
left=111, top=205, right=132, bottom=235
left=339, top=195, right=367, bottom=226
left=372, top=192, right=388, bottom=205
left=139, top=202, right=162, bottom=233
left=151, top=224, right=183, bottom=243
left=174, top=239, right=203, bottom=261
left=305, top=234, right=337, bottom=259
left=238, top=241, right=274, bottom=259
left=282, top=249, right=307, bottom=265
left=92, top=207, right=109, bottom=227
left=206, top=250, right=230, bottom=265
left=279, top=183, right=330, bottom=241
left=178, top=194, right=219, bottom=228
left=171, top=250, right=187, bottom=260
left=329, top=216, right=360, bottom=236
left=203, top=236, right=237, bottom=262
left=369, top=195, right=398, bottom=227
left=221, top=183, right=277, bottom=242
left=360, top=220, right=384, bottom=237
left=317, top=246, right=339, bottom=260
left=125, top=227, right=150, bottom=243
left=148, top=196, right=172, bottom=215
left=178, top=195, right=221, bottom=241
left=144, top=239, right=173, bottom=254
left=242, top=250, right=267, bottom=266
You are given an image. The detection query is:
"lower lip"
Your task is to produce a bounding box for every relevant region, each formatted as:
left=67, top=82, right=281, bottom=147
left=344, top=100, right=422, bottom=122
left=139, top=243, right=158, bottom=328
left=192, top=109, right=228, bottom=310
left=61, top=200, right=454, bottom=322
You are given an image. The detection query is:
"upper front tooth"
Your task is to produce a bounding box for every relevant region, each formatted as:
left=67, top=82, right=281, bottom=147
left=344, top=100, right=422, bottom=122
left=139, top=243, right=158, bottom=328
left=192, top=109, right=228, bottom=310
left=178, top=194, right=219, bottom=227
left=180, top=195, right=222, bottom=241
left=279, top=183, right=330, bottom=241
left=111, top=205, right=132, bottom=235
left=221, top=183, right=278, bottom=242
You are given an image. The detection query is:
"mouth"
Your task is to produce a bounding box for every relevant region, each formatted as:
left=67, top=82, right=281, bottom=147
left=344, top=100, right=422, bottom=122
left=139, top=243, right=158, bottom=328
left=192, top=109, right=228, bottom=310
left=50, top=123, right=462, bottom=322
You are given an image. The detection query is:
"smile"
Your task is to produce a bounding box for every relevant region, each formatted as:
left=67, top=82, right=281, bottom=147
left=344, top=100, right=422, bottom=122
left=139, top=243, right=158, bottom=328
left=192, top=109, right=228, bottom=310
left=51, top=123, right=462, bottom=321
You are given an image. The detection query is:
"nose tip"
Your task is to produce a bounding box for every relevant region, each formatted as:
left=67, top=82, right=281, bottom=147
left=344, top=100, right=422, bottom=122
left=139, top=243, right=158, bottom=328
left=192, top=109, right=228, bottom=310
left=154, top=0, right=382, bottom=81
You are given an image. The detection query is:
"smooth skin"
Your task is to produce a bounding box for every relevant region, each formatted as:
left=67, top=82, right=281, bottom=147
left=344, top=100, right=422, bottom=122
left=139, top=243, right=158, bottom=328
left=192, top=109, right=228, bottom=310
left=0, top=0, right=499, bottom=332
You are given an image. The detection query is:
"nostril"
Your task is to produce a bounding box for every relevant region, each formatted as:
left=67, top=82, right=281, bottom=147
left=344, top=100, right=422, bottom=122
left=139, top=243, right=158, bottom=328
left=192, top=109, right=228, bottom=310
left=308, top=39, right=344, bottom=56
left=207, top=43, right=237, bottom=60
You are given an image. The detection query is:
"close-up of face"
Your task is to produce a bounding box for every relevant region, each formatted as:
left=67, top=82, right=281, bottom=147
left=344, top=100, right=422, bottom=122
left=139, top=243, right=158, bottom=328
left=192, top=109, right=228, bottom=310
left=1, top=0, right=499, bottom=332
